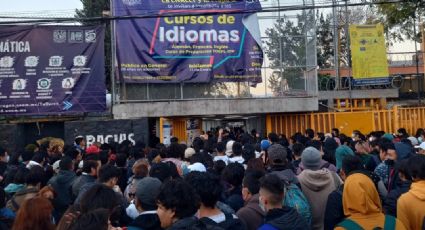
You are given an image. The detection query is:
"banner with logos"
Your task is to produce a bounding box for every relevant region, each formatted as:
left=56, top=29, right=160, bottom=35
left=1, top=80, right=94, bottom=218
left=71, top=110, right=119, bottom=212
left=0, top=25, right=106, bottom=115
left=112, top=0, right=263, bottom=83
left=349, top=24, right=390, bottom=85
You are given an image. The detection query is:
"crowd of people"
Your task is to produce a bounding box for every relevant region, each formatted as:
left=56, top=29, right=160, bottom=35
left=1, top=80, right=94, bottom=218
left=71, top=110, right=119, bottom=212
left=0, top=127, right=424, bottom=230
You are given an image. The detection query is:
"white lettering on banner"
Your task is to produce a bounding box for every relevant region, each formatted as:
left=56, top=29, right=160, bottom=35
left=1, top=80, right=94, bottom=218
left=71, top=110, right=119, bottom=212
left=0, top=41, right=31, bottom=52
left=85, top=133, right=136, bottom=146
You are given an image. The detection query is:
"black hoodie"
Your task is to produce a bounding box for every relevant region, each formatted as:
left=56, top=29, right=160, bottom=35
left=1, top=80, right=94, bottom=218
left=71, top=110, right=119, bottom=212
left=128, top=212, right=163, bottom=230
left=259, top=207, right=310, bottom=230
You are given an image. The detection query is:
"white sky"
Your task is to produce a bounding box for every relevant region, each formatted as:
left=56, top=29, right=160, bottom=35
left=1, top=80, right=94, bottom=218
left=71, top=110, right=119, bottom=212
left=0, top=0, right=82, bottom=13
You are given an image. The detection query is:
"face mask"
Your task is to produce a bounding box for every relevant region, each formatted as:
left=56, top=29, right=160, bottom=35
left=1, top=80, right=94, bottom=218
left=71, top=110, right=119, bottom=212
left=258, top=196, right=266, bottom=213
left=5, top=155, right=9, bottom=163
left=419, top=137, right=423, bottom=143
left=385, top=159, right=395, bottom=166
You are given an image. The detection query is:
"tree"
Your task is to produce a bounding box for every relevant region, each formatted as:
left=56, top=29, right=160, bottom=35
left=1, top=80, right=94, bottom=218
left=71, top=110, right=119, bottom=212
left=264, top=13, right=308, bottom=95
left=374, top=0, right=424, bottom=42
left=75, top=0, right=111, bottom=90
left=316, top=12, right=334, bottom=68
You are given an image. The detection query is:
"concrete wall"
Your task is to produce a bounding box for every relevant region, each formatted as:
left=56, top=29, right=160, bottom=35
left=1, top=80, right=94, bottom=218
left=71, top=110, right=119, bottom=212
left=319, top=89, right=399, bottom=100
left=113, top=97, right=319, bottom=118
left=64, top=119, right=149, bottom=146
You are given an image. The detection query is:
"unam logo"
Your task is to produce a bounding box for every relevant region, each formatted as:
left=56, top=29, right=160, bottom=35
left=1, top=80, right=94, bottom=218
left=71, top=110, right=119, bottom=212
left=122, top=0, right=141, bottom=6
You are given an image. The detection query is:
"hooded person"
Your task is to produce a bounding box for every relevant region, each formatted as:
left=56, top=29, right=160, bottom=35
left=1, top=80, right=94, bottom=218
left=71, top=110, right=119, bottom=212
left=297, top=147, right=342, bottom=230
left=335, top=145, right=355, bottom=171
left=397, top=155, right=425, bottom=230
left=323, top=138, right=338, bottom=166
left=335, top=173, right=406, bottom=230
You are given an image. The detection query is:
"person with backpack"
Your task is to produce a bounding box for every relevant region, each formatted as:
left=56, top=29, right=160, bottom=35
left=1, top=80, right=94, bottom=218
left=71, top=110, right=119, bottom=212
left=266, top=144, right=312, bottom=225
left=185, top=171, right=245, bottom=230
left=297, top=147, right=342, bottom=230
left=397, top=155, right=425, bottom=230
left=335, top=173, right=406, bottom=230
left=258, top=174, right=309, bottom=230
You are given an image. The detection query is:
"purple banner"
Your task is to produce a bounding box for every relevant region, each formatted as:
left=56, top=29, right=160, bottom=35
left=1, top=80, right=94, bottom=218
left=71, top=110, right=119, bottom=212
left=113, top=0, right=263, bottom=83
left=0, top=25, right=106, bottom=116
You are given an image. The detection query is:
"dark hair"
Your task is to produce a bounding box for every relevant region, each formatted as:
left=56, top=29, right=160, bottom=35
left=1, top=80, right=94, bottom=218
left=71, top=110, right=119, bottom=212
left=156, top=179, right=200, bottom=219
left=31, top=153, right=45, bottom=164
left=232, top=142, right=243, bottom=156
left=216, top=142, right=226, bottom=153
left=82, top=160, right=99, bottom=174
left=260, top=174, right=284, bottom=205
left=115, top=154, right=127, bottom=167
left=75, top=137, right=85, bottom=145
left=243, top=170, right=264, bottom=195
left=98, top=150, right=109, bottom=165
left=84, top=154, right=100, bottom=162
left=268, top=133, right=279, bottom=143
left=341, top=155, right=364, bottom=175
left=397, top=159, right=412, bottom=181
left=0, top=187, right=6, bottom=208
left=185, top=172, right=222, bottom=208
left=164, top=161, right=181, bottom=180
left=13, top=168, right=29, bottom=184
left=332, top=128, right=340, bottom=136
left=170, top=137, right=179, bottom=144
left=213, top=160, right=226, bottom=176
left=308, top=140, right=322, bottom=151
left=222, top=163, right=245, bottom=187
left=65, top=147, right=80, bottom=160
left=167, top=143, right=184, bottom=159
left=98, top=165, right=120, bottom=183
left=25, top=165, right=45, bottom=186
left=246, top=158, right=266, bottom=174
left=147, top=149, right=160, bottom=164
left=79, top=184, right=119, bottom=214
left=149, top=163, right=172, bottom=182
left=380, top=142, right=396, bottom=152
left=192, top=137, right=204, bottom=153
left=305, top=129, right=315, bottom=139
left=408, top=154, right=425, bottom=180
left=0, top=147, right=6, bottom=157
left=292, top=143, right=305, bottom=157
left=70, top=208, right=109, bottom=230
left=59, top=156, right=73, bottom=171
left=415, top=128, right=424, bottom=138
left=242, top=144, right=255, bottom=163
left=21, top=151, right=34, bottom=162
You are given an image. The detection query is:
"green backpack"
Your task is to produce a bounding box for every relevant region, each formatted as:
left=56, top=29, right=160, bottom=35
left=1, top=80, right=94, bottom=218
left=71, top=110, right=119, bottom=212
left=337, top=215, right=396, bottom=230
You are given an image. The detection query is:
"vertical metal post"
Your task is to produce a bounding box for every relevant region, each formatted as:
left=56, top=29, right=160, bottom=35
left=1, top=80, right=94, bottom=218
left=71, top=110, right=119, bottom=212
left=332, top=0, right=339, bottom=90
left=413, top=16, right=421, bottom=104
left=344, top=0, right=352, bottom=102
left=109, top=0, right=117, bottom=104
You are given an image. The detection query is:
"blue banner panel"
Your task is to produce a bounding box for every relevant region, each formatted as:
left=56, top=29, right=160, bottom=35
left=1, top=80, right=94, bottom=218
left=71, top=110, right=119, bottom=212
left=113, top=0, right=263, bottom=83
left=0, top=25, right=106, bottom=116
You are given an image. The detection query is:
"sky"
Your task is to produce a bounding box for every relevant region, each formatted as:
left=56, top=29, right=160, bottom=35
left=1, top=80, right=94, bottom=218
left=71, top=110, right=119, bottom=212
left=0, top=0, right=82, bottom=14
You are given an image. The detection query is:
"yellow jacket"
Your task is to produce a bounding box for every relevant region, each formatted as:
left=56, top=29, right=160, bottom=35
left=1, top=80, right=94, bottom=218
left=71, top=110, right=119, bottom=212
left=397, top=180, right=425, bottom=230
left=335, top=173, right=406, bottom=230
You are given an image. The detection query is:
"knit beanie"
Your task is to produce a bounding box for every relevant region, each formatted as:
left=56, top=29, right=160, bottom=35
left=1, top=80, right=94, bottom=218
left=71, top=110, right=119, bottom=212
left=335, top=145, right=354, bottom=170
left=301, top=147, right=322, bottom=170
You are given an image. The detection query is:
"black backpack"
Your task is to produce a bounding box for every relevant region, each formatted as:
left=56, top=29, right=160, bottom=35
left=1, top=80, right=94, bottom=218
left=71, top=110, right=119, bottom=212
left=198, top=213, right=245, bottom=230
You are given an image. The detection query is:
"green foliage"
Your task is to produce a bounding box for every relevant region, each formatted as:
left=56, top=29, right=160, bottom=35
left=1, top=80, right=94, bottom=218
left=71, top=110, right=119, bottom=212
left=374, top=0, right=424, bottom=42
left=75, top=0, right=111, bottom=90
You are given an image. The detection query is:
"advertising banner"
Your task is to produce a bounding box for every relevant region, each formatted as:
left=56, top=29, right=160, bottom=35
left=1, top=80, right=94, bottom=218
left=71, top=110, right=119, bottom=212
left=113, top=0, right=263, bottom=83
left=0, top=25, right=106, bottom=115
left=349, top=24, right=390, bottom=86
